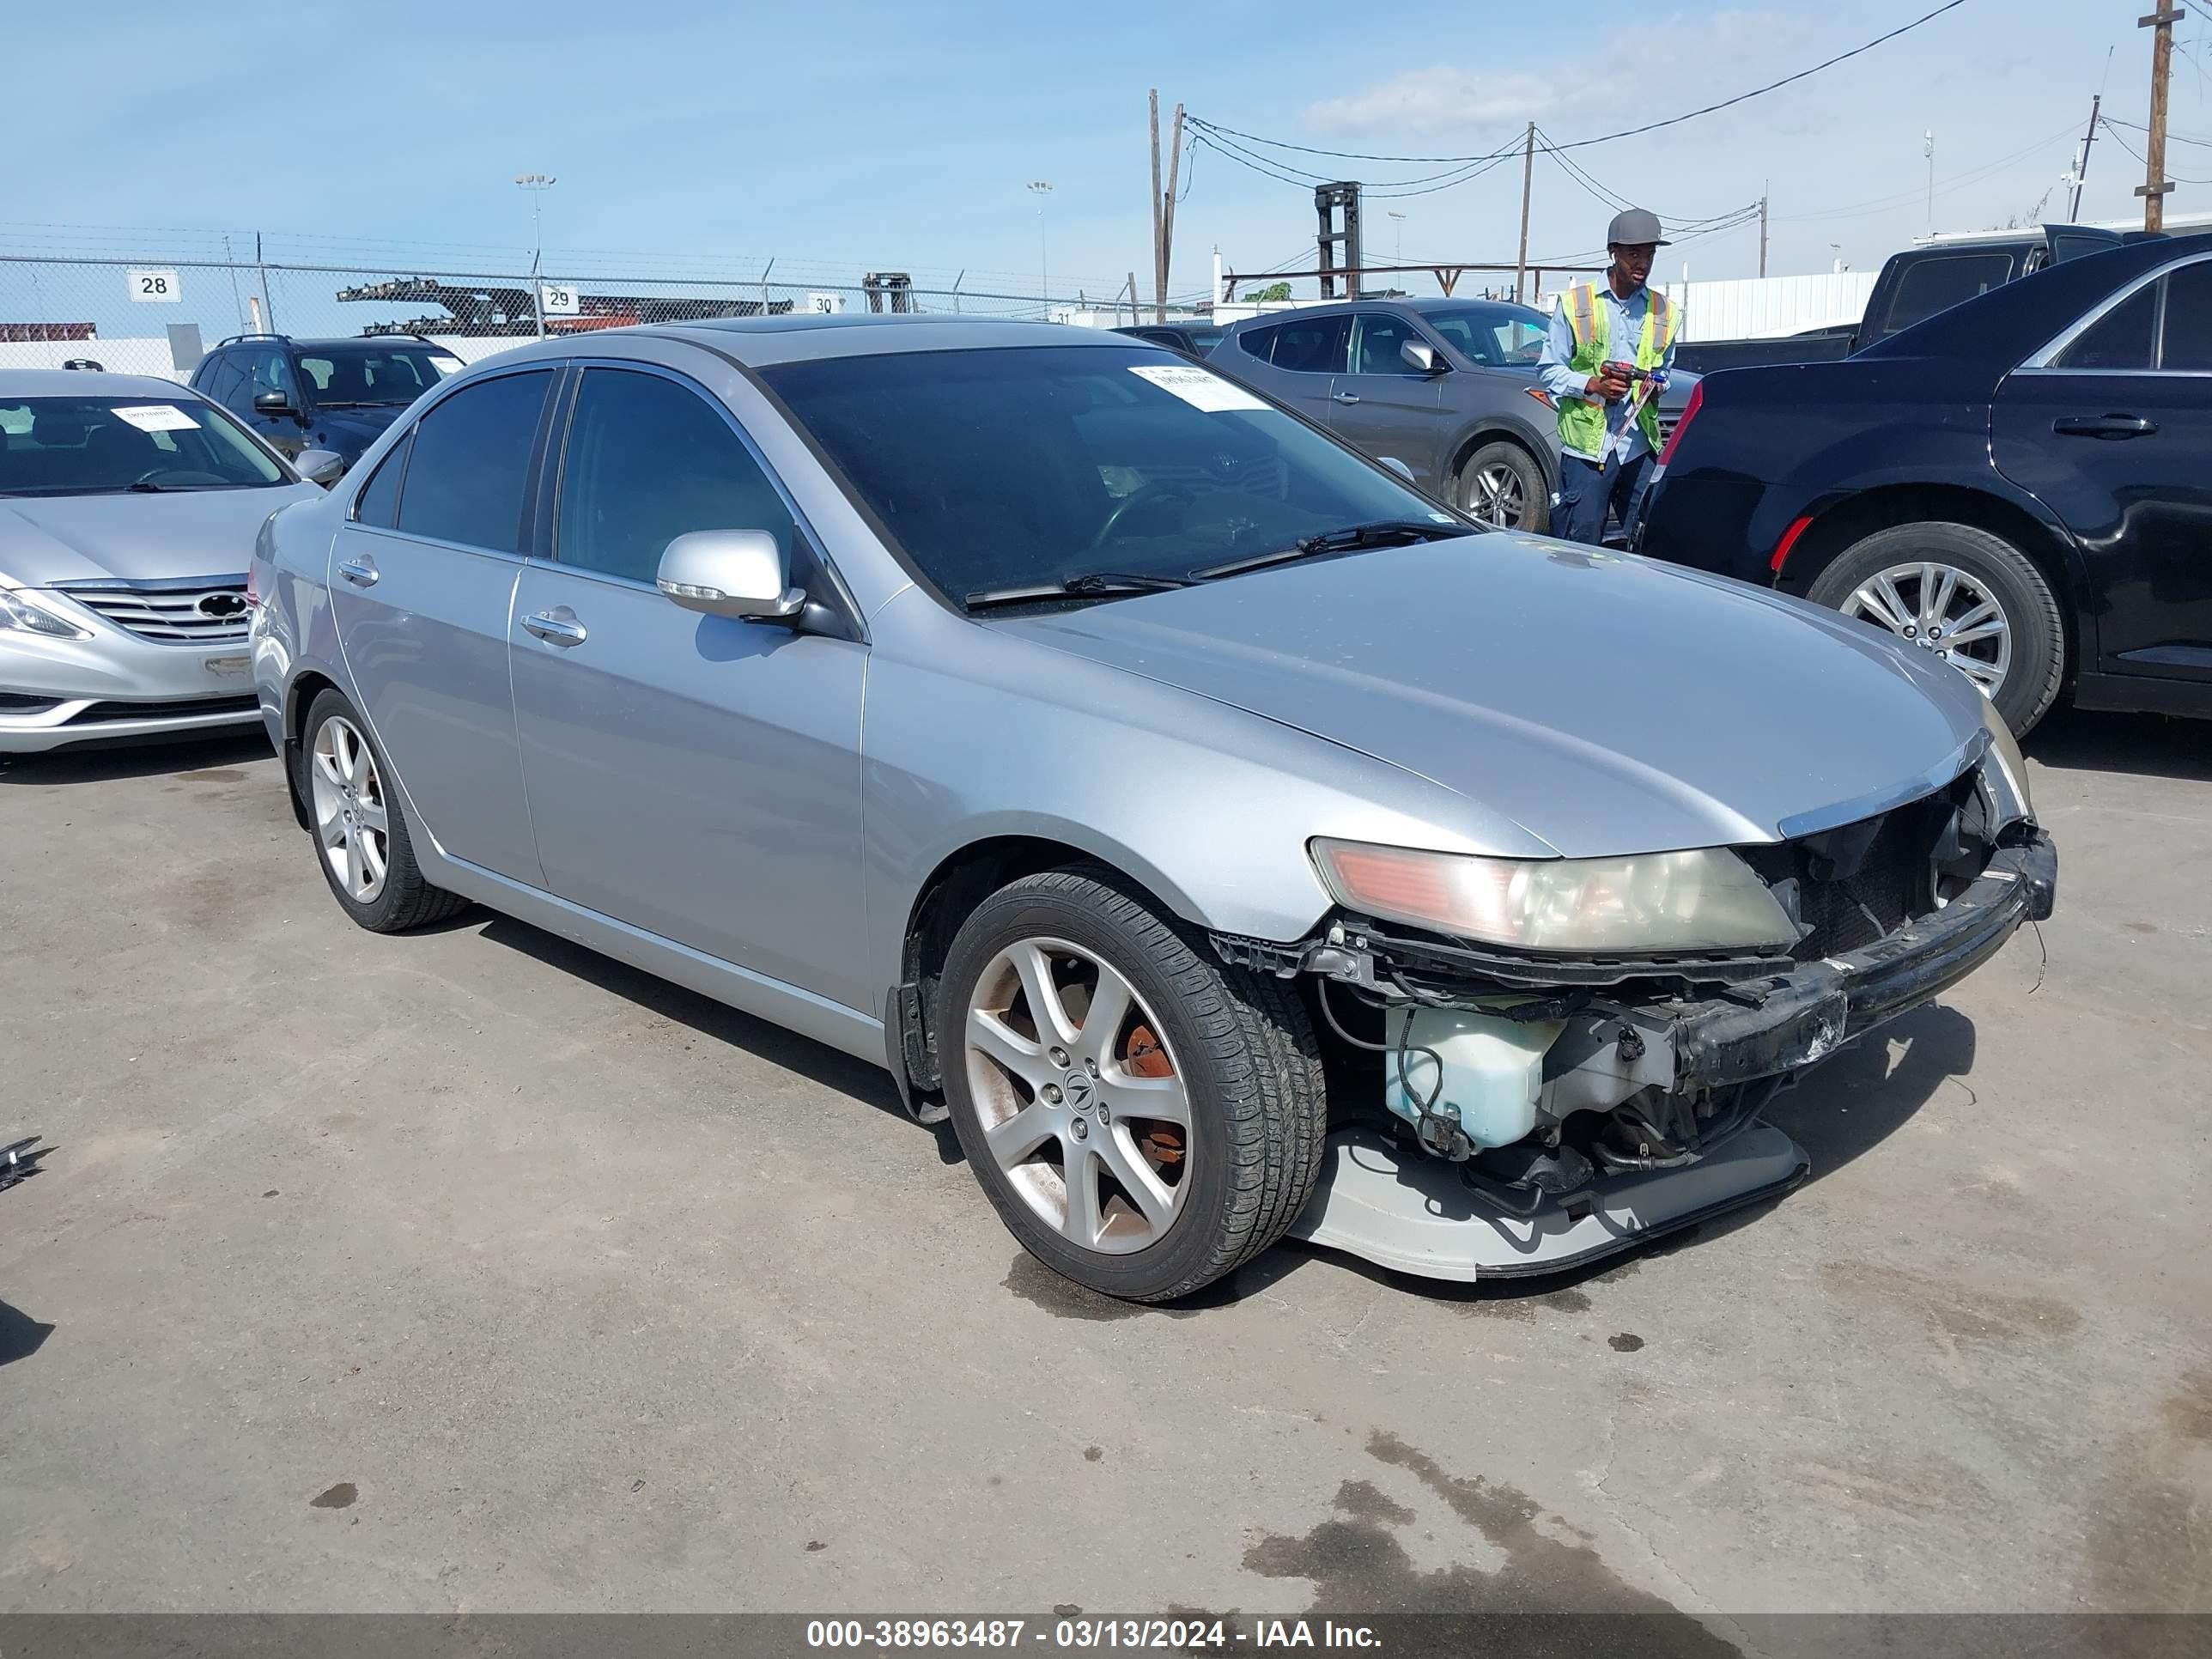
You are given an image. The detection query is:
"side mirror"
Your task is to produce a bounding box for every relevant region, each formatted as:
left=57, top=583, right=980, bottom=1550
left=1399, top=340, right=1441, bottom=374
left=294, top=448, right=348, bottom=487
left=252, top=389, right=296, bottom=416
left=1378, top=457, right=1417, bottom=483
left=656, top=529, right=806, bottom=622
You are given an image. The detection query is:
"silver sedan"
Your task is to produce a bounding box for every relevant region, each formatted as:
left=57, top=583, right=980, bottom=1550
left=250, top=318, right=2054, bottom=1303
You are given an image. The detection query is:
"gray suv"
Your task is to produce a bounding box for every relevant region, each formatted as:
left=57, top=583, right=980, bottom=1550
left=1215, top=297, right=1696, bottom=537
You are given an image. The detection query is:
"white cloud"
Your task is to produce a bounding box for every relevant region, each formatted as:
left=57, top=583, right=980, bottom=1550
left=1305, top=68, right=1559, bottom=137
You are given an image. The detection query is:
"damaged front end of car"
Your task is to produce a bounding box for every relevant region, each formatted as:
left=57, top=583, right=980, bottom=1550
left=1212, top=714, right=2057, bottom=1281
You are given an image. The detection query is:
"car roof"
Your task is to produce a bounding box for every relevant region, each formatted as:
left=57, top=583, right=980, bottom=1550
left=0, top=368, right=210, bottom=399
left=459, top=314, right=1158, bottom=371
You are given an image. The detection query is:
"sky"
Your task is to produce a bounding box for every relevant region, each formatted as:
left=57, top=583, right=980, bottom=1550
left=8, top=0, right=2210, bottom=309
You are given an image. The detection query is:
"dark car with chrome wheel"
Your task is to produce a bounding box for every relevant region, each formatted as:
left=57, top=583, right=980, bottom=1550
left=1638, top=233, right=2212, bottom=736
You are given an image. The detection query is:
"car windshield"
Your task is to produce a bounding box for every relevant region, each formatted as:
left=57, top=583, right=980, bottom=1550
left=295, top=345, right=462, bottom=407
left=759, top=344, right=1472, bottom=604
left=1421, top=302, right=1549, bottom=368
left=0, top=395, right=289, bottom=496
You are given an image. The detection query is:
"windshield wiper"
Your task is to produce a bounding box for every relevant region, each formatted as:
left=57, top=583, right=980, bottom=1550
left=1189, top=519, right=1473, bottom=582
left=125, top=480, right=177, bottom=492
left=313, top=399, right=400, bottom=410
left=963, top=570, right=1195, bottom=611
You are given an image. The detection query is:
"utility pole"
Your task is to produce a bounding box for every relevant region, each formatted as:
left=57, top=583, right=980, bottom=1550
left=1514, top=122, right=1534, bottom=304
left=1027, top=181, right=1053, bottom=315
left=1159, top=101, right=1185, bottom=322
left=1758, top=186, right=1769, bottom=278
left=2069, top=93, right=2103, bottom=221
left=2139, top=2, right=2184, bottom=232
left=1923, top=131, right=1935, bottom=231
left=515, top=173, right=556, bottom=338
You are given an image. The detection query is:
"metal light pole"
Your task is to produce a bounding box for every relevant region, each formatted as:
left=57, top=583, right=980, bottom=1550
left=1923, top=132, right=1935, bottom=232
left=515, top=173, right=556, bottom=337
left=1386, top=209, right=1405, bottom=268
left=1027, top=181, right=1053, bottom=318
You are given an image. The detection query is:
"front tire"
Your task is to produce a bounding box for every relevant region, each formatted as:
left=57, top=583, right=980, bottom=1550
left=1804, top=521, right=2066, bottom=737
left=939, top=868, right=1326, bottom=1303
left=298, top=689, right=469, bottom=933
left=1458, top=441, right=1549, bottom=534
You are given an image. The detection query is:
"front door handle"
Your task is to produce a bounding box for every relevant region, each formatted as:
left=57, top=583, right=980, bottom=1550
left=1332, top=391, right=1361, bottom=404
left=521, top=607, right=587, bottom=647
left=337, top=556, right=379, bottom=587
left=2052, top=413, right=2158, bottom=440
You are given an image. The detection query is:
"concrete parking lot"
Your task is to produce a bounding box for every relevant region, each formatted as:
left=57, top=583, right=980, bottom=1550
left=0, top=709, right=2206, bottom=1625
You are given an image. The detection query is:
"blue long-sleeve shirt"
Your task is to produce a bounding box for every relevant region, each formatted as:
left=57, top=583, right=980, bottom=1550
left=1537, top=280, right=1676, bottom=464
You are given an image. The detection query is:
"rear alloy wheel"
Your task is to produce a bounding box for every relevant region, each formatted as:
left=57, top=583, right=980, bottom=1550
left=1806, top=521, right=2066, bottom=737
left=940, top=868, right=1326, bottom=1303
left=1458, top=441, right=1548, bottom=534
left=299, top=688, right=470, bottom=933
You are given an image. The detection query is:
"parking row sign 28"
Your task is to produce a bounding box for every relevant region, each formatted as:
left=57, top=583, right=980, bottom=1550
left=129, top=269, right=181, bottom=303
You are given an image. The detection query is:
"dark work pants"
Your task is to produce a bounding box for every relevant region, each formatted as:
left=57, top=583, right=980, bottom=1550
left=1553, top=450, right=1652, bottom=546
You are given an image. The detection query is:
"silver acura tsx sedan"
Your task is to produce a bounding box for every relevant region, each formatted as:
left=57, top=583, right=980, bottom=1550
left=249, top=316, right=2055, bottom=1303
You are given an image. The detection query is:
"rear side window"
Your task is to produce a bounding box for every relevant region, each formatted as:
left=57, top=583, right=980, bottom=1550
left=2159, top=260, right=2212, bottom=370
left=1237, top=325, right=1278, bottom=363
left=553, top=368, right=792, bottom=585
left=1881, top=253, right=2015, bottom=336
left=1270, top=314, right=1349, bottom=374
left=351, top=431, right=410, bottom=527
left=393, top=370, right=552, bottom=553
left=2055, top=283, right=2157, bottom=371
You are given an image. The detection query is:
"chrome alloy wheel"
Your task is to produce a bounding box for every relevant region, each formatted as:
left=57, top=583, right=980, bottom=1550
left=1465, top=461, right=1527, bottom=526
left=963, top=938, right=1192, bottom=1255
left=1839, top=561, right=2013, bottom=699
left=310, top=714, right=390, bottom=904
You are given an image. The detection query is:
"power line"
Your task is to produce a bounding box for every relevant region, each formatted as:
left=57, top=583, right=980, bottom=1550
left=1771, top=118, right=2086, bottom=222
left=2101, top=116, right=2212, bottom=185
left=1188, top=1, right=1970, bottom=164
left=2103, top=112, right=2212, bottom=149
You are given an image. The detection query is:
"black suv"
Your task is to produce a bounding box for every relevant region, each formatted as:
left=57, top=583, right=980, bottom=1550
left=189, top=334, right=463, bottom=469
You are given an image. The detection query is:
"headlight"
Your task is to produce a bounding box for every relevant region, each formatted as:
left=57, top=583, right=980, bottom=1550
left=1310, top=838, right=1797, bottom=954
left=0, top=588, right=89, bottom=640
left=1978, top=697, right=2033, bottom=822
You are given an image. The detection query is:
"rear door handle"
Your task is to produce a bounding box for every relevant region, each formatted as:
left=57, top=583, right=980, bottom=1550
left=2052, top=413, right=2158, bottom=439
left=1332, top=391, right=1361, bottom=404
left=520, top=607, right=587, bottom=647
left=337, top=556, right=379, bottom=587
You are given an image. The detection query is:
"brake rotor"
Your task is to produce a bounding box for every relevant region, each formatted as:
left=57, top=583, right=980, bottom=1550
left=1123, top=1024, right=1183, bottom=1170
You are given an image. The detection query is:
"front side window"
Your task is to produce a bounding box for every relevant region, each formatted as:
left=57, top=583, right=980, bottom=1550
left=1269, top=314, right=1349, bottom=374
left=392, top=370, right=552, bottom=553
left=1349, top=313, right=1420, bottom=374
left=2158, top=259, right=2212, bottom=371
left=239, top=347, right=299, bottom=406
left=0, top=396, right=289, bottom=496
left=1421, top=302, right=1549, bottom=368
left=297, top=345, right=464, bottom=410
left=760, top=344, right=1470, bottom=603
left=554, top=368, right=792, bottom=585
left=1882, top=253, right=2015, bottom=336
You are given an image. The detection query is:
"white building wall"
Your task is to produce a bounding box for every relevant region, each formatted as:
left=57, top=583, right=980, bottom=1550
left=1654, top=271, right=1879, bottom=342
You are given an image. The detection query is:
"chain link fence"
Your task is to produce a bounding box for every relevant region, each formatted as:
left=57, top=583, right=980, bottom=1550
left=0, top=246, right=1147, bottom=382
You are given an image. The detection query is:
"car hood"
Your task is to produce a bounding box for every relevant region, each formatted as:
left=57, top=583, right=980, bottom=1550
left=303, top=405, right=406, bottom=456
left=0, top=484, right=321, bottom=586
left=995, top=533, right=1988, bottom=859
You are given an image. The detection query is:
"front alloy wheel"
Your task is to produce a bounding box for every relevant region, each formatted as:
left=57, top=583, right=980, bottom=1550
left=964, top=937, right=1193, bottom=1254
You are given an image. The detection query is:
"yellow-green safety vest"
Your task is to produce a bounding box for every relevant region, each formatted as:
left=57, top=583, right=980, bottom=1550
left=1557, top=283, right=1679, bottom=459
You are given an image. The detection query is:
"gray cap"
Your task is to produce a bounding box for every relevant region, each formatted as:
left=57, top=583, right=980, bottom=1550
left=1606, top=208, right=1669, bottom=247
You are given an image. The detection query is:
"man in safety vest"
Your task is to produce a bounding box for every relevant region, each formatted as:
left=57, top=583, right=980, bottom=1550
left=1537, top=207, right=1679, bottom=545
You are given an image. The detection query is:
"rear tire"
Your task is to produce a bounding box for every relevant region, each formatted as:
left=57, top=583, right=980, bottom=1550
left=298, top=689, right=469, bottom=933
left=1804, top=521, right=2066, bottom=737
left=1458, top=441, right=1549, bottom=534
left=939, top=867, right=1326, bottom=1303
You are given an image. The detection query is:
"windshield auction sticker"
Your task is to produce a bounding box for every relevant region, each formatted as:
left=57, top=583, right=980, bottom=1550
left=1127, top=364, right=1267, bottom=413
left=111, top=404, right=201, bottom=433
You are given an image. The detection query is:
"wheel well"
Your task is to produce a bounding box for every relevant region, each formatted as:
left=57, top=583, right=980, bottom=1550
left=1448, top=427, right=1545, bottom=495
left=894, top=836, right=1173, bottom=1102
left=278, top=671, right=341, bottom=831
left=1773, top=484, right=2078, bottom=682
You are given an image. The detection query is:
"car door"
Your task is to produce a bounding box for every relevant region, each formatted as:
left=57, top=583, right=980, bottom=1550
left=507, top=362, right=869, bottom=1008
left=1329, top=312, right=1446, bottom=482
left=330, top=366, right=555, bottom=883
left=1993, top=251, right=2212, bottom=686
